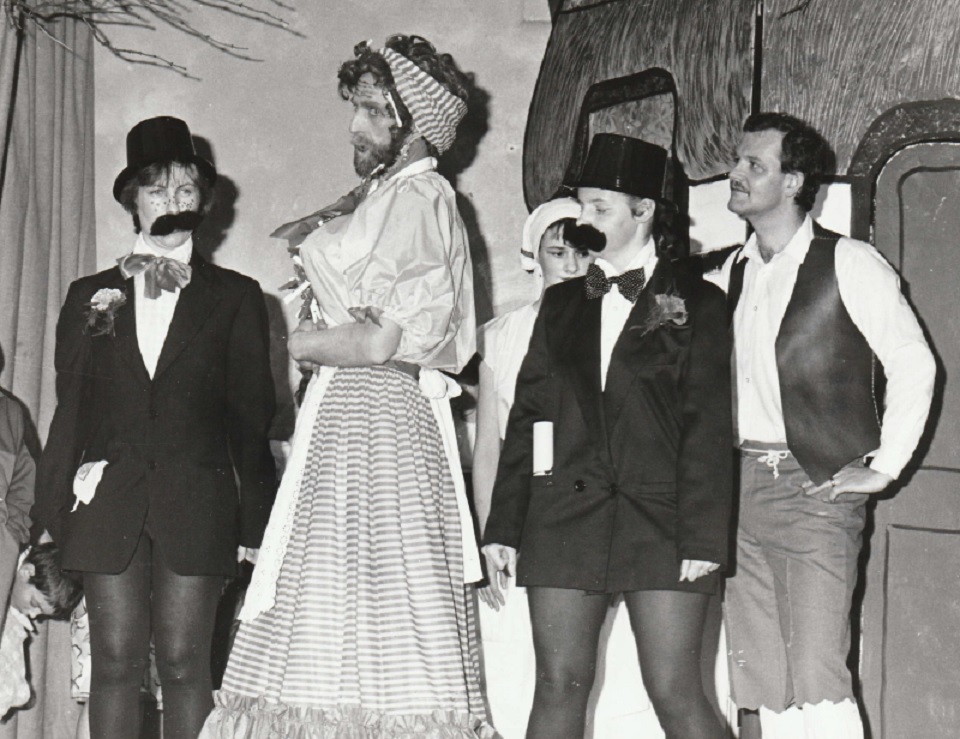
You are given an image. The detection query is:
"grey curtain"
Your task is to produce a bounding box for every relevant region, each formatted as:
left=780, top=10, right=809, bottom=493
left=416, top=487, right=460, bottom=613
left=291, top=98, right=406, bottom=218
left=0, top=13, right=96, bottom=739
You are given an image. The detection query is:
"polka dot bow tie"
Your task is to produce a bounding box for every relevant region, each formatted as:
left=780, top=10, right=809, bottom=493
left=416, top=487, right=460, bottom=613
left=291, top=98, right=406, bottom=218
left=583, top=262, right=646, bottom=303
left=117, top=254, right=192, bottom=300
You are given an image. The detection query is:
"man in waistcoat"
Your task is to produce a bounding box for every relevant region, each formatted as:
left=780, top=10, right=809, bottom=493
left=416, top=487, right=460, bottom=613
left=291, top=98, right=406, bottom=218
left=720, top=112, right=936, bottom=738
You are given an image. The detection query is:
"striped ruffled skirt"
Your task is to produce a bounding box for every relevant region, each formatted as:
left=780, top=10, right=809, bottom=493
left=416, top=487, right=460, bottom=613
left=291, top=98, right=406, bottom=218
left=203, top=367, right=496, bottom=738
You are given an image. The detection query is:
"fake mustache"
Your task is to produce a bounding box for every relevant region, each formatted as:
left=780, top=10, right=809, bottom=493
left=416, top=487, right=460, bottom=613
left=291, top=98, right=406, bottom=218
left=565, top=222, right=607, bottom=252
left=150, top=211, right=203, bottom=236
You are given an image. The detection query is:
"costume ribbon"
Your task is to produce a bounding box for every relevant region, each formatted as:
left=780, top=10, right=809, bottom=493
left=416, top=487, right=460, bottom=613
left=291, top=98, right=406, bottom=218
left=584, top=262, right=646, bottom=303
left=270, top=186, right=366, bottom=249
left=117, top=254, right=191, bottom=299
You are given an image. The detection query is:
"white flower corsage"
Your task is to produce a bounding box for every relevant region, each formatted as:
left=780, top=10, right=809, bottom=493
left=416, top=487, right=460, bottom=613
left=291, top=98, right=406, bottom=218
left=635, top=293, right=689, bottom=336
left=84, top=288, right=127, bottom=337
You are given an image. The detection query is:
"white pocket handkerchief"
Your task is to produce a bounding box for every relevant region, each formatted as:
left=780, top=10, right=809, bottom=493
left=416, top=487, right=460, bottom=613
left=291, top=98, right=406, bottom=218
left=72, top=460, right=108, bottom=512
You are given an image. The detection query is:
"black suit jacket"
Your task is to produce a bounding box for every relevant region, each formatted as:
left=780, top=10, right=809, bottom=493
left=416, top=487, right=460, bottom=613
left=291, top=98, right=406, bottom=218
left=483, top=260, right=732, bottom=593
left=35, top=254, right=277, bottom=575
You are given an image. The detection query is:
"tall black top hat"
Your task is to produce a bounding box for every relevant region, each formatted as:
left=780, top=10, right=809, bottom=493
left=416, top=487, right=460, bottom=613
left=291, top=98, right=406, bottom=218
left=572, top=133, right=668, bottom=201
left=113, top=116, right=217, bottom=202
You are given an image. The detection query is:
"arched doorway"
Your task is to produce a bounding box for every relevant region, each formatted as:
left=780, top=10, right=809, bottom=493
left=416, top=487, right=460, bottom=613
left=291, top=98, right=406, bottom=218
left=850, top=101, right=960, bottom=739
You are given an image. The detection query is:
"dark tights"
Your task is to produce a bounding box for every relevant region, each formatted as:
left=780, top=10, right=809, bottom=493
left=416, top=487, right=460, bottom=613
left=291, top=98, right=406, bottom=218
left=84, top=532, right=222, bottom=739
left=525, top=587, right=723, bottom=739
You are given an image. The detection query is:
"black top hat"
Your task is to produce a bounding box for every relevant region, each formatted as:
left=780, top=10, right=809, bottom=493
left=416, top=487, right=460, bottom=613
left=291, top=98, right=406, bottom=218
left=113, top=116, right=217, bottom=202
left=571, top=133, right=668, bottom=201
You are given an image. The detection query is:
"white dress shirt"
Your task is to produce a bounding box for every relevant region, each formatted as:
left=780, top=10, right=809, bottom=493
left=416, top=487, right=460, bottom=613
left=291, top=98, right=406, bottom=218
left=595, top=238, right=658, bottom=390
left=718, top=216, right=935, bottom=479
left=131, top=234, right=192, bottom=378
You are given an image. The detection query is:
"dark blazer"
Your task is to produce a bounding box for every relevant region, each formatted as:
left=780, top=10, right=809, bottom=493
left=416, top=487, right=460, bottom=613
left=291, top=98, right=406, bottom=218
left=483, top=259, right=732, bottom=594
left=34, top=254, right=277, bottom=576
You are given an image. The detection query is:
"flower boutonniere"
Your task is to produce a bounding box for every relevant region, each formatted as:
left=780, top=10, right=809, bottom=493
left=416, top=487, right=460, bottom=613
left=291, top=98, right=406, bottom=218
left=635, top=292, right=689, bottom=336
left=83, top=288, right=127, bottom=337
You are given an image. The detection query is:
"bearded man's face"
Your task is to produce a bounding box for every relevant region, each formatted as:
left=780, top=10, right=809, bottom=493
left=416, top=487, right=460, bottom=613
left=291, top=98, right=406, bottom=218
left=349, top=73, right=404, bottom=177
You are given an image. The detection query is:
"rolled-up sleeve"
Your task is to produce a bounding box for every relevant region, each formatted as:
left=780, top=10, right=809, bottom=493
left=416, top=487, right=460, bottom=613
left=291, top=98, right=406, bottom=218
left=837, top=239, right=936, bottom=478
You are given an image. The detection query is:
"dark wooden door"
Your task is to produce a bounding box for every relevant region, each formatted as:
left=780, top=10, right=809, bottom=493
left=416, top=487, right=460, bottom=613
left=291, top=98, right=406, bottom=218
left=860, top=142, right=960, bottom=739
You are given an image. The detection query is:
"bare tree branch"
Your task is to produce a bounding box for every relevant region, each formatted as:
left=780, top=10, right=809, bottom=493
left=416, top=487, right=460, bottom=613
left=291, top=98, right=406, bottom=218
left=779, top=0, right=815, bottom=20
left=4, top=0, right=300, bottom=77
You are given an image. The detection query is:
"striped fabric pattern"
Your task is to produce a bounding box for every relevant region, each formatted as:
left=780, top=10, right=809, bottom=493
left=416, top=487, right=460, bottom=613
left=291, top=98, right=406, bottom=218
left=381, top=48, right=467, bottom=155
left=206, top=367, right=494, bottom=737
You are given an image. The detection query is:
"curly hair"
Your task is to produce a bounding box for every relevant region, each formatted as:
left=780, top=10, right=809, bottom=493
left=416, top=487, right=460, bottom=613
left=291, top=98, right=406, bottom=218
left=337, top=34, right=470, bottom=155
left=744, top=112, right=836, bottom=213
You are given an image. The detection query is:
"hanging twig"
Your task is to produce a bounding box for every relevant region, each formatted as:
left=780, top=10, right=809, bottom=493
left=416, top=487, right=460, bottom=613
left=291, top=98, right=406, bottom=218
left=779, top=0, right=815, bottom=20
left=3, top=0, right=299, bottom=77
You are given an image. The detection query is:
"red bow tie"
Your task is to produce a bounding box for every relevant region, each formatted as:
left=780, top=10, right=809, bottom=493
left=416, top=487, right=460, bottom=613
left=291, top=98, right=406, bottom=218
left=584, top=263, right=646, bottom=303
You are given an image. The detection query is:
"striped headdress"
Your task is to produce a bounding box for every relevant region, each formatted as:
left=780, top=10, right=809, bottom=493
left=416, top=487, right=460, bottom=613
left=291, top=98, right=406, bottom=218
left=380, top=47, right=467, bottom=155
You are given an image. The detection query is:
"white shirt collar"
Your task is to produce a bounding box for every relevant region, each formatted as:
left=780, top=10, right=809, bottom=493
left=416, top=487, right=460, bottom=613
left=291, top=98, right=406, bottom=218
left=133, top=233, right=194, bottom=265
left=740, top=215, right=813, bottom=265
left=595, top=236, right=656, bottom=276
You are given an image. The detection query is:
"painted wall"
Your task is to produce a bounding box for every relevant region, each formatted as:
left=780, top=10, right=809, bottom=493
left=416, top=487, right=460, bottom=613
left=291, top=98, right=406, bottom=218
left=94, top=1, right=553, bottom=431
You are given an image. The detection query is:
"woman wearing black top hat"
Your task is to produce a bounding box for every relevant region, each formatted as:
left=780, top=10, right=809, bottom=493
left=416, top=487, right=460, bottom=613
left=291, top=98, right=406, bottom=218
left=482, top=133, right=732, bottom=739
left=34, top=116, right=276, bottom=739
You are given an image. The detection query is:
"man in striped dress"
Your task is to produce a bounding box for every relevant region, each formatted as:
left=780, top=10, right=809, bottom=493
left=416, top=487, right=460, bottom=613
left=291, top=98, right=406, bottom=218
left=202, top=34, right=494, bottom=739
